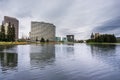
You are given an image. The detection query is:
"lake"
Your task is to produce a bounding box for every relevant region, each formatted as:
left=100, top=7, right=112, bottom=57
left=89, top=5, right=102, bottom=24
left=0, top=43, right=120, bottom=80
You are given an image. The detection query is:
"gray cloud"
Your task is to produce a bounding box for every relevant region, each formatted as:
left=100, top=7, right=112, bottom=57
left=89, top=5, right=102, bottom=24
left=93, top=16, right=120, bottom=33
left=44, top=0, right=74, bottom=20
left=15, top=10, right=32, bottom=18
left=0, top=0, right=120, bottom=39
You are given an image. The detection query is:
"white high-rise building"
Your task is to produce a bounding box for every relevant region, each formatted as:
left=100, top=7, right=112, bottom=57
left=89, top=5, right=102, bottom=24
left=30, top=21, right=56, bottom=41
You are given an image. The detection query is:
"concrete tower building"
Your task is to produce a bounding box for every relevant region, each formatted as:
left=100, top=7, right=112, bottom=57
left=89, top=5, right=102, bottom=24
left=66, top=35, right=74, bottom=42
left=91, top=33, right=94, bottom=39
left=3, top=16, right=19, bottom=40
left=95, top=33, right=100, bottom=38
left=30, top=21, right=56, bottom=41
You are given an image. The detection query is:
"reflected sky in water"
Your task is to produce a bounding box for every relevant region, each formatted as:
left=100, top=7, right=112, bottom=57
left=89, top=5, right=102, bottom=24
left=0, top=44, right=120, bottom=80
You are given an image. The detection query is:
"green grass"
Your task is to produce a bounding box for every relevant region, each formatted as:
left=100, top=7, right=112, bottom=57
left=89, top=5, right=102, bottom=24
left=0, top=42, right=28, bottom=45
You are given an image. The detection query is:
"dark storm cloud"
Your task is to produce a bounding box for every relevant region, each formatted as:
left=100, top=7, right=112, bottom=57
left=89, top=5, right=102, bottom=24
left=93, top=16, right=120, bottom=33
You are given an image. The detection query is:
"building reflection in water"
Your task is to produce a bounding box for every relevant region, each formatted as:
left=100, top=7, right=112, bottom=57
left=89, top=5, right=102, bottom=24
left=66, top=46, right=74, bottom=53
left=90, top=44, right=116, bottom=57
left=66, top=44, right=74, bottom=56
left=30, top=44, right=55, bottom=68
left=0, top=45, right=18, bottom=71
left=55, top=44, right=74, bottom=59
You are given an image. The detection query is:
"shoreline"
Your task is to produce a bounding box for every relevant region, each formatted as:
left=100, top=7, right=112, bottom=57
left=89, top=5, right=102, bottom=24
left=86, top=42, right=120, bottom=45
left=0, top=42, right=120, bottom=45
left=0, top=42, right=28, bottom=45
left=0, top=41, right=75, bottom=45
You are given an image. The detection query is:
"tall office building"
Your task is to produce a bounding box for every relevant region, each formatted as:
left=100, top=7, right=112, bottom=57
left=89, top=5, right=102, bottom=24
left=66, top=35, right=74, bottom=42
left=30, top=21, right=56, bottom=41
left=3, top=16, right=19, bottom=40
left=91, top=33, right=94, bottom=39
left=95, top=33, right=100, bottom=38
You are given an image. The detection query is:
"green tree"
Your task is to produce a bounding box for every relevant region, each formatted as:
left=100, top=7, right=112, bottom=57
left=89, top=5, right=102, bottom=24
left=87, top=34, right=117, bottom=43
left=0, top=32, right=2, bottom=41
left=1, top=24, right=5, bottom=41
left=11, top=24, right=15, bottom=41
left=7, top=22, right=12, bottom=41
left=46, top=39, right=49, bottom=42
left=36, top=36, right=38, bottom=42
left=40, top=37, right=45, bottom=42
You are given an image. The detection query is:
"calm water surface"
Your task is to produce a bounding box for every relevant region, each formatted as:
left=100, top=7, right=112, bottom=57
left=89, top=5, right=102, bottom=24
left=0, top=43, right=120, bottom=80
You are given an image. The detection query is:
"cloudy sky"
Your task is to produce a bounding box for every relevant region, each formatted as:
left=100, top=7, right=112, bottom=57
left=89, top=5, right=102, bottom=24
left=0, top=0, right=120, bottom=39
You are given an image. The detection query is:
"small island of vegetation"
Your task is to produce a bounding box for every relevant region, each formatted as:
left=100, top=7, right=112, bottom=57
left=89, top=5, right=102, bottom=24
left=86, top=33, right=117, bottom=44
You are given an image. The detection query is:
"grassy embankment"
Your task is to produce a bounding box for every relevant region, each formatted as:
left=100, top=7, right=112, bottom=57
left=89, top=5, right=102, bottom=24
left=2, top=41, right=120, bottom=45
left=0, top=42, right=28, bottom=45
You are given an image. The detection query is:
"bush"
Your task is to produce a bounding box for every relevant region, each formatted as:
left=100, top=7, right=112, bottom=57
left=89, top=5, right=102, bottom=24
left=40, top=37, right=45, bottom=42
left=46, top=39, right=49, bottom=42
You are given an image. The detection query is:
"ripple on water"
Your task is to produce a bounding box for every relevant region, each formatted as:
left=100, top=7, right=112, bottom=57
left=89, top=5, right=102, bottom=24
left=0, top=44, right=120, bottom=80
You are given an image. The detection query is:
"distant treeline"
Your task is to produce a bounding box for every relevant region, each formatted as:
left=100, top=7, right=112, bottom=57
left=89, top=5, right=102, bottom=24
left=0, top=22, right=15, bottom=42
left=87, top=34, right=117, bottom=43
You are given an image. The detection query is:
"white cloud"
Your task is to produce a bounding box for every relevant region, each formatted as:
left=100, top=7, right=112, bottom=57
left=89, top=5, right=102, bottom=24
left=0, top=0, right=119, bottom=39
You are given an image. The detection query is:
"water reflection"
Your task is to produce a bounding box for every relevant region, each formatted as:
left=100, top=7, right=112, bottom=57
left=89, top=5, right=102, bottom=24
left=0, top=45, right=17, bottom=71
left=30, top=44, right=55, bottom=68
left=90, top=44, right=116, bottom=56
left=65, top=45, right=74, bottom=57
left=66, top=46, right=74, bottom=54
left=1, top=44, right=120, bottom=80
left=89, top=44, right=120, bottom=71
left=66, top=43, right=74, bottom=46
left=55, top=44, right=74, bottom=59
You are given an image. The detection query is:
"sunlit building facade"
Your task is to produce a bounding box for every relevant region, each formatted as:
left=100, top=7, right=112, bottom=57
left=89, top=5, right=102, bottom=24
left=30, top=21, right=56, bottom=41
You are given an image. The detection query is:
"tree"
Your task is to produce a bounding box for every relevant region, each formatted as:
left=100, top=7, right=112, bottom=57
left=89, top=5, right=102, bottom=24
left=87, top=34, right=117, bottom=43
left=1, top=24, right=5, bottom=41
left=46, top=39, right=49, bottom=42
left=0, top=32, right=2, bottom=41
left=36, top=36, right=38, bottom=42
left=7, top=22, right=13, bottom=41
left=11, top=24, right=15, bottom=41
left=40, top=37, right=45, bottom=42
